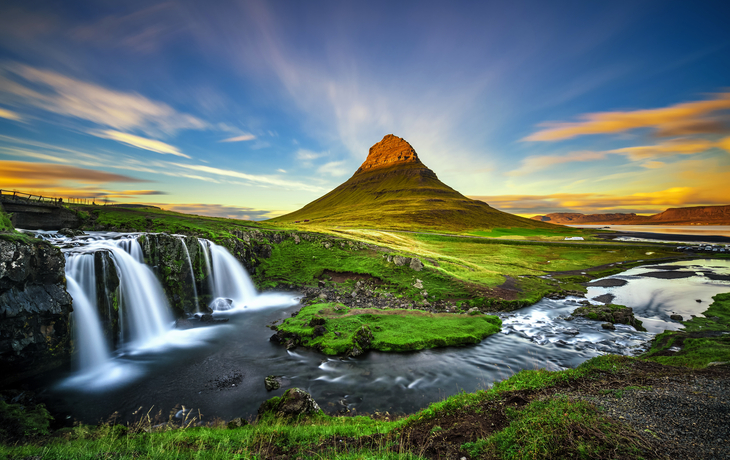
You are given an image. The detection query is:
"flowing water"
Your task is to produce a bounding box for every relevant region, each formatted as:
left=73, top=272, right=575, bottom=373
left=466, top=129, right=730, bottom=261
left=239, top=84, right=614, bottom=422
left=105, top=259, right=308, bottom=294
left=20, top=231, right=730, bottom=424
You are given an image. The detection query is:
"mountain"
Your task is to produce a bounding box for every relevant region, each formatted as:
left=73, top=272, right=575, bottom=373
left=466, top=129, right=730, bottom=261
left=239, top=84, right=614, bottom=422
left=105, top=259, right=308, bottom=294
left=532, top=205, right=730, bottom=225
left=531, top=213, right=640, bottom=224
left=271, top=134, right=555, bottom=231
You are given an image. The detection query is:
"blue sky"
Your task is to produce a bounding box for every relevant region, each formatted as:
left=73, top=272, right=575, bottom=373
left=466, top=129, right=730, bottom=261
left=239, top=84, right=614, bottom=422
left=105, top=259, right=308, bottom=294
left=1, top=0, right=729, bottom=219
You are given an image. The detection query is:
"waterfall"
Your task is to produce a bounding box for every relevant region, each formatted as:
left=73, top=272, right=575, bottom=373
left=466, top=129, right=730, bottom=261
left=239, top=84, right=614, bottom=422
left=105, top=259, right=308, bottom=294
left=209, top=241, right=257, bottom=309
left=106, top=242, right=172, bottom=348
left=197, top=238, right=215, bottom=296
left=179, top=237, right=200, bottom=312
left=65, top=257, right=110, bottom=370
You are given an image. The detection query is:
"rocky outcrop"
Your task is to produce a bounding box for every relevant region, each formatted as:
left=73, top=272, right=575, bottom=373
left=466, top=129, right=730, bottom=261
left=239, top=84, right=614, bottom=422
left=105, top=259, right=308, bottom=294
left=0, top=236, right=72, bottom=384
left=138, top=234, right=208, bottom=315
left=570, top=303, right=646, bottom=331
left=257, top=388, right=321, bottom=418
left=354, top=134, right=423, bottom=174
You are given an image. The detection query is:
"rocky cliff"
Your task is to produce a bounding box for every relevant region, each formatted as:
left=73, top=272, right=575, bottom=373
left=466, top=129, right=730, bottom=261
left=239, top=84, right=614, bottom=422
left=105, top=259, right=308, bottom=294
left=0, top=236, right=72, bottom=385
left=531, top=205, right=730, bottom=225
left=354, top=134, right=422, bottom=174
left=531, top=213, right=639, bottom=224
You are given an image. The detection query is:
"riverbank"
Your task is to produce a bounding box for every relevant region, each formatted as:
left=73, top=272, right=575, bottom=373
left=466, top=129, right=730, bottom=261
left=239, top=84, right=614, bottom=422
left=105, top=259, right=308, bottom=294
left=2, top=292, right=729, bottom=459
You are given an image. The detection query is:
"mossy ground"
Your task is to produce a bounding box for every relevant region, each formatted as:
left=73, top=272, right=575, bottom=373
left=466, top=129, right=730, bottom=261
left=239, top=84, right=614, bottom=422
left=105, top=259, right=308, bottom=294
left=276, top=302, right=501, bottom=354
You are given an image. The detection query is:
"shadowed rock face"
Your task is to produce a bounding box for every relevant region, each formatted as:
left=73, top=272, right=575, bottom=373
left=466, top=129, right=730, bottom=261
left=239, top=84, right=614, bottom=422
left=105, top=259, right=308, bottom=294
left=0, top=237, right=72, bottom=384
left=354, top=134, right=423, bottom=174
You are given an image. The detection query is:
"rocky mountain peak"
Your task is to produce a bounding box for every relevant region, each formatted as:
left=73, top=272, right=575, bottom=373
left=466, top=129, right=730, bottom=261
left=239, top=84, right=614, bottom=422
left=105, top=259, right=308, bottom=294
left=355, top=134, right=424, bottom=174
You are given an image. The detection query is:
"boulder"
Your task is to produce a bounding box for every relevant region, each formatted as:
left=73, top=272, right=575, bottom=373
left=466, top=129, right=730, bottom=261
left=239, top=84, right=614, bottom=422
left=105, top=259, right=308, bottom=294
left=227, top=418, right=249, bottom=429
left=393, top=256, right=411, bottom=266
left=409, top=258, right=424, bottom=271
left=265, top=375, right=282, bottom=391
left=257, top=388, right=321, bottom=418
left=571, top=304, right=646, bottom=331
left=670, top=314, right=683, bottom=321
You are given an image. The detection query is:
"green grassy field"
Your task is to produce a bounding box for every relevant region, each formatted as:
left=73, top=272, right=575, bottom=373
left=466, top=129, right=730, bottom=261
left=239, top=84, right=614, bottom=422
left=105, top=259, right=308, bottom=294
left=275, top=302, right=501, bottom=355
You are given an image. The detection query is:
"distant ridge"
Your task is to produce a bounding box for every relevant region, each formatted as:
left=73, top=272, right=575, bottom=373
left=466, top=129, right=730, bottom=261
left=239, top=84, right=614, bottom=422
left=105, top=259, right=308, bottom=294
left=532, top=205, right=730, bottom=225
left=271, top=134, right=555, bottom=231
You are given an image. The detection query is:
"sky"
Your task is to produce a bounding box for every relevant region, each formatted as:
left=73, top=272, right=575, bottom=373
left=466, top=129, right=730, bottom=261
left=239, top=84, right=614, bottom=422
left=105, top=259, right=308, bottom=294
left=1, top=0, right=729, bottom=220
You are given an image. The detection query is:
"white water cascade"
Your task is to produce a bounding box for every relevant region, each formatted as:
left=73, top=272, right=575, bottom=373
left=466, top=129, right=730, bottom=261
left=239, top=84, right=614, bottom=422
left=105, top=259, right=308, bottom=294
left=209, top=241, right=257, bottom=310
left=179, top=238, right=200, bottom=312
left=65, top=275, right=110, bottom=370
left=107, top=242, right=173, bottom=349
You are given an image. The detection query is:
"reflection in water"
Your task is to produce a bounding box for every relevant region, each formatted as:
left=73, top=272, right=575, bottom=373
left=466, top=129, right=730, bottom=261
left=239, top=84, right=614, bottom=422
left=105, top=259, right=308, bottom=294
left=586, top=259, right=730, bottom=333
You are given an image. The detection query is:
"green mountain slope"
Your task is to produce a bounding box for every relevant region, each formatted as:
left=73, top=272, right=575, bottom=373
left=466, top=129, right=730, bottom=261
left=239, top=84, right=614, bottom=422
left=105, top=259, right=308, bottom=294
left=271, top=135, right=557, bottom=231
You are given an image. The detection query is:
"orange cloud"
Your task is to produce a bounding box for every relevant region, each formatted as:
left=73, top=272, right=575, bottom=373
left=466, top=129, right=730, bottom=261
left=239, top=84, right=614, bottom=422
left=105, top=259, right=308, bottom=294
left=507, top=151, right=607, bottom=176
left=1, top=160, right=147, bottom=185
left=471, top=185, right=730, bottom=215
left=524, top=92, right=730, bottom=141
left=0, top=107, right=22, bottom=121
left=607, top=137, right=717, bottom=160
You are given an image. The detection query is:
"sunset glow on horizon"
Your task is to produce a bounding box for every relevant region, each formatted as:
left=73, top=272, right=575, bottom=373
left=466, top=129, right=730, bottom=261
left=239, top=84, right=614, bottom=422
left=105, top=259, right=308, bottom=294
left=1, top=0, right=728, bottom=220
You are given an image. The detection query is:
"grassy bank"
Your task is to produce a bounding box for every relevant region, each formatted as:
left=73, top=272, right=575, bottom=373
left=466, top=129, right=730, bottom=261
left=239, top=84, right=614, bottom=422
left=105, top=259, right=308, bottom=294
left=274, top=302, right=501, bottom=355
left=0, top=355, right=659, bottom=459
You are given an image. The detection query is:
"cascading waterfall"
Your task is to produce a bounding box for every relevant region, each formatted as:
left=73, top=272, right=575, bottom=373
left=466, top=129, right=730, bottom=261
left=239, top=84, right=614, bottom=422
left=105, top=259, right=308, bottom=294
left=106, top=241, right=172, bottom=348
left=209, top=241, right=257, bottom=310
left=65, top=258, right=110, bottom=370
left=197, top=238, right=215, bottom=297
left=179, top=237, right=200, bottom=312
left=27, top=229, right=298, bottom=391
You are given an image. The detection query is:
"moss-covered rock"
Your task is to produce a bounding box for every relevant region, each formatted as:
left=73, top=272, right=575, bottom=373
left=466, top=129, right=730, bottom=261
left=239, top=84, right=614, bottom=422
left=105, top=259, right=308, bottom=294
left=257, top=388, right=322, bottom=419
left=571, top=303, right=646, bottom=331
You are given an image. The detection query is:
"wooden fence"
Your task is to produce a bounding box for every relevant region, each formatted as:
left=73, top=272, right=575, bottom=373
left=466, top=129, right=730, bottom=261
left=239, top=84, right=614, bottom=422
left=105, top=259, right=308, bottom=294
left=0, top=189, right=94, bottom=206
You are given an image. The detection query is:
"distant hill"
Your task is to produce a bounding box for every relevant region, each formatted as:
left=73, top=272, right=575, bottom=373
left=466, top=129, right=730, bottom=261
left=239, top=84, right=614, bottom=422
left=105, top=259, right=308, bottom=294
left=271, top=134, right=555, bottom=231
left=532, top=205, right=730, bottom=225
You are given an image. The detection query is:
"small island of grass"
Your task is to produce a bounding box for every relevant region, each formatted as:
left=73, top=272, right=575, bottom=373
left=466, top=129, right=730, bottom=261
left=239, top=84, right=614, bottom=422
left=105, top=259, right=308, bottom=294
left=272, top=302, right=502, bottom=356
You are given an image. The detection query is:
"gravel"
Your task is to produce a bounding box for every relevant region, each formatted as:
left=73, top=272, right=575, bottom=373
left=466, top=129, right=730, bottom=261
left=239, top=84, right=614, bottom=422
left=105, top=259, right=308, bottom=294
left=578, top=372, right=730, bottom=459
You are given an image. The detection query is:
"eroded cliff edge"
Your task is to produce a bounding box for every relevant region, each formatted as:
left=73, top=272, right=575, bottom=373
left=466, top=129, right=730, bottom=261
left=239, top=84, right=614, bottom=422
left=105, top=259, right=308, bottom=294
left=0, top=236, right=72, bottom=385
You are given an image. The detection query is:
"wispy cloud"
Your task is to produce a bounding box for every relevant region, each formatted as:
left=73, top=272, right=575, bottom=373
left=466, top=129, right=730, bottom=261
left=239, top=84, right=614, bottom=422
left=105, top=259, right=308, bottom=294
left=317, top=160, right=349, bottom=177
left=0, top=160, right=147, bottom=184
left=524, top=92, right=730, bottom=141
left=0, top=107, right=22, bottom=121
left=170, top=162, right=326, bottom=192
left=507, top=151, right=607, bottom=176
left=508, top=136, right=730, bottom=176
left=295, top=149, right=328, bottom=161
left=0, top=63, right=207, bottom=136
left=92, top=130, right=190, bottom=158
left=220, top=133, right=256, bottom=142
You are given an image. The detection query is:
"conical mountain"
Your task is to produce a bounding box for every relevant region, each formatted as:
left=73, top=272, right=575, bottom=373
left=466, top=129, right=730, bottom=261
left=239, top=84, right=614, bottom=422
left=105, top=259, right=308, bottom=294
left=272, top=134, right=554, bottom=231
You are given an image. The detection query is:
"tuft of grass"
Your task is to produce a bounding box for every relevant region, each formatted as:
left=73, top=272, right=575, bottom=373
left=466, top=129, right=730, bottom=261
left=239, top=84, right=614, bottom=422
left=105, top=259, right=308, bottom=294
left=0, top=207, right=13, bottom=232
left=276, top=302, right=501, bottom=354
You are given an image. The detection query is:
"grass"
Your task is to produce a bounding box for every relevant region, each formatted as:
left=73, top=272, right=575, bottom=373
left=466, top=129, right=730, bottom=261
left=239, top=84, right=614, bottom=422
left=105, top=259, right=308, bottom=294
left=0, top=207, right=13, bottom=232
left=643, top=292, right=730, bottom=367
left=275, top=302, right=501, bottom=354
left=463, top=396, right=649, bottom=459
